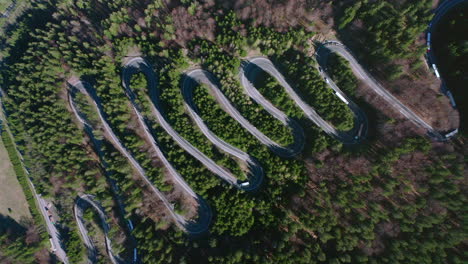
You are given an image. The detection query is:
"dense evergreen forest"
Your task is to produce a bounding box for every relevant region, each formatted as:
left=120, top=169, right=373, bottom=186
left=336, top=0, right=433, bottom=79
left=0, top=0, right=465, bottom=263
left=334, top=0, right=459, bottom=131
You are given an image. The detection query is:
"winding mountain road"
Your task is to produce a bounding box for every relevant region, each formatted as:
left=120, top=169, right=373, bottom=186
left=1, top=3, right=459, bottom=261
left=68, top=81, right=212, bottom=235
left=67, top=84, right=139, bottom=263
left=186, top=69, right=304, bottom=158
left=315, top=55, right=369, bottom=142
left=123, top=57, right=262, bottom=191
left=2, top=11, right=458, bottom=259
left=181, top=69, right=264, bottom=191
left=74, top=195, right=122, bottom=264
left=240, top=57, right=368, bottom=144
left=317, top=41, right=449, bottom=141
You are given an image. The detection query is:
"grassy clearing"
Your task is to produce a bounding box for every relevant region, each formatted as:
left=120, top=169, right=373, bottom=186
left=0, top=125, right=31, bottom=221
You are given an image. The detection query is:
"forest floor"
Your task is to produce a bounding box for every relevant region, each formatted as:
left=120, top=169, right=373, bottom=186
left=0, top=135, right=31, bottom=222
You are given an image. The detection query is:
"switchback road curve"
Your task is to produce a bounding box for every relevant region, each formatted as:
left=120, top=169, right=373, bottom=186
left=68, top=81, right=212, bottom=235
left=184, top=69, right=304, bottom=158
left=314, top=57, right=369, bottom=142
left=74, top=195, right=123, bottom=264
left=182, top=69, right=305, bottom=158
left=317, top=41, right=455, bottom=141
left=240, top=57, right=368, bottom=144
left=68, top=83, right=139, bottom=263
left=181, top=70, right=264, bottom=191
left=123, top=57, right=262, bottom=191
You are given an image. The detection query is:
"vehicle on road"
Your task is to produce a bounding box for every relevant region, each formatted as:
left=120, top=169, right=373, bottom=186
left=432, top=64, right=440, bottom=78
left=318, top=41, right=455, bottom=141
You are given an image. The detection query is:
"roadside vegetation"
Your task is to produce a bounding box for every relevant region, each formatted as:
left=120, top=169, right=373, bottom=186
left=0, top=0, right=464, bottom=263
left=191, top=38, right=298, bottom=147
left=273, top=50, right=355, bottom=131
left=251, top=71, right=305, bottom=121
left=326, top=53, right=358, bottom=98
left=0, top=127, right=31, bottom=221
left=336, top=0, right=432, bottom=80
left=0, top=0, right=14, bottom=13
left=294, top=137, right=466, bottom=263
left=0, top=0, right=30, bottom=35
left=0, top=127, right=45, bottom=235
left=81, top=207, right=113, bottom=264
left=130, top=66, right=246, bottom=181
left=0, top=214, right=49, bottom=263
left=333, top=0, right=459, bottom=131
left=0, top=125, right=49, bottom=263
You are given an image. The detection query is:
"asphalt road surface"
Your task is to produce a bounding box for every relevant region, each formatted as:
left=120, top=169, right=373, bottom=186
left=241, top=57, right=368, bottom=144
left=185, top=68, right=305, bottom=158
left=35, top=191, right=69, bottom=264
left=74, top=195, right=123, bottom=264
left=315, top=54, right=369, bottom=142
left=67, top=84, right=139, bottom=262
left=123, top=57, right=260, bottom=191
left=68, top=81, right=212, bottom=235
left=317, top=41, right=447, bottom=141
left=182, top=69, right=264, bottom=191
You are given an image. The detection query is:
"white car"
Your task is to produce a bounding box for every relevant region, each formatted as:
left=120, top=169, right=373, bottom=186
left=240, top=182, right=250, bottom=187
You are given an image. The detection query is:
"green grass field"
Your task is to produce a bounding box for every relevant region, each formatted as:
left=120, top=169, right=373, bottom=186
left=0, top=126, right=31, bottom=222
